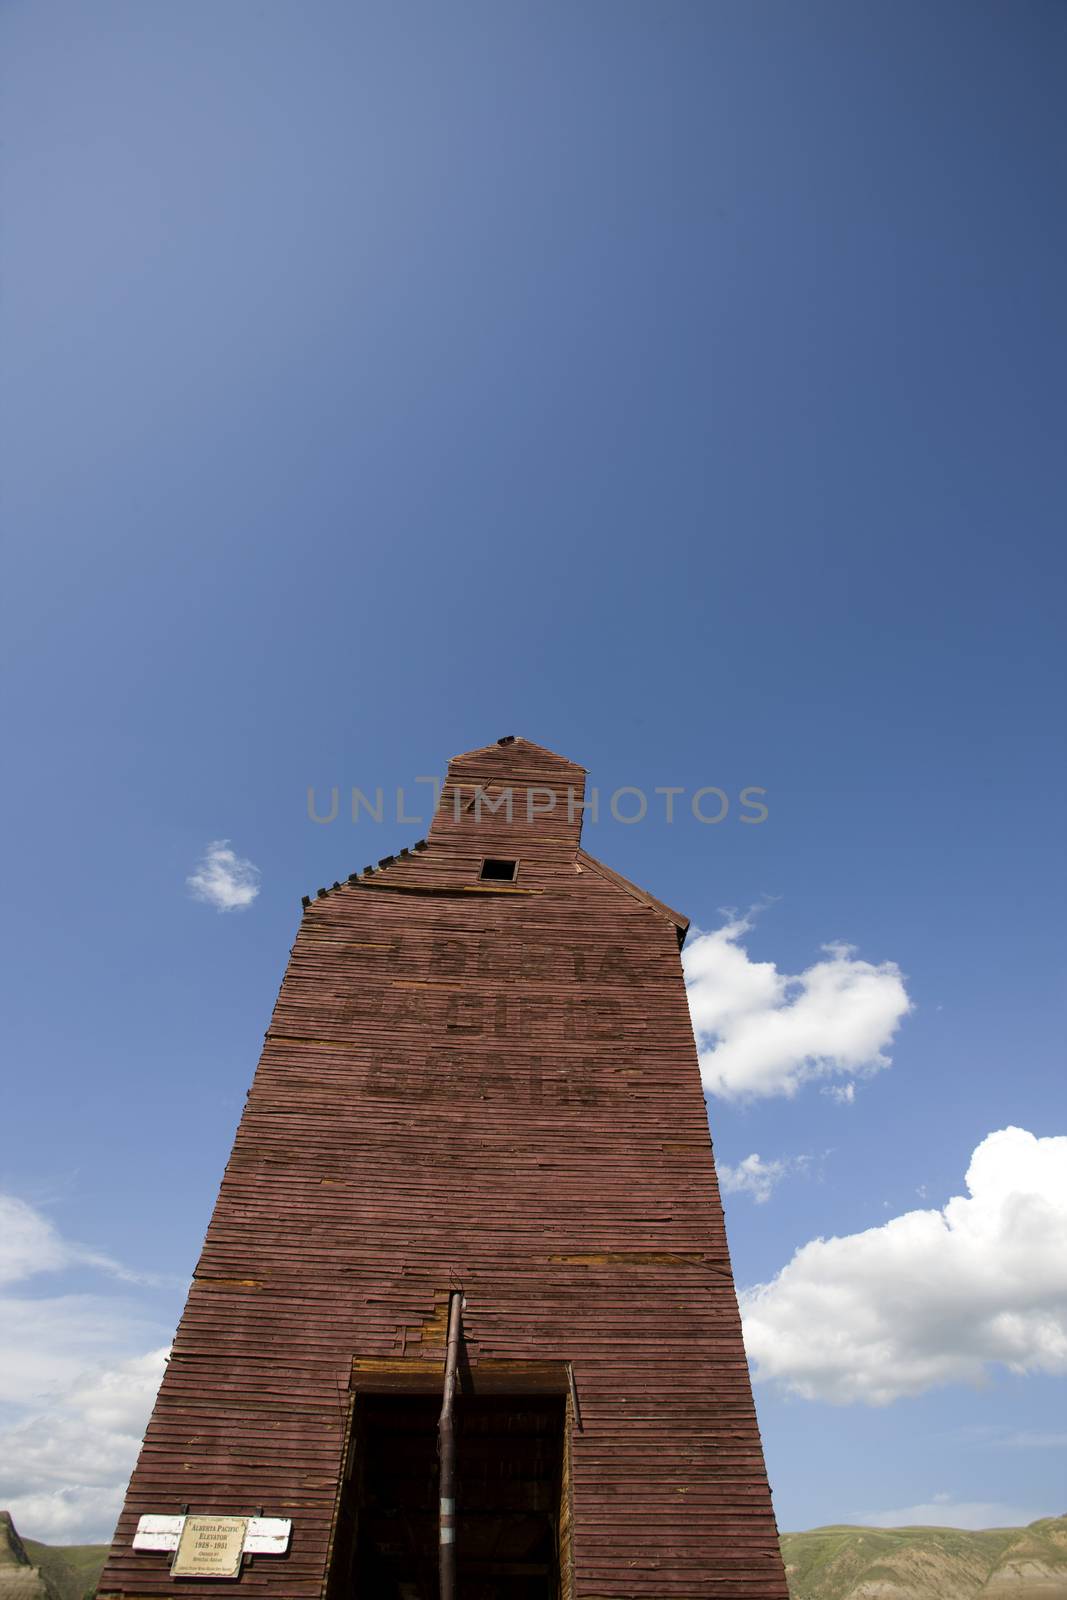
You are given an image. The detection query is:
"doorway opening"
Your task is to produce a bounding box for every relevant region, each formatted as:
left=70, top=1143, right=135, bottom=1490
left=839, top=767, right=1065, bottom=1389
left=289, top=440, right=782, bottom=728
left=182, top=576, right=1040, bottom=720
left=331, top=1391, right=568, bottom=1599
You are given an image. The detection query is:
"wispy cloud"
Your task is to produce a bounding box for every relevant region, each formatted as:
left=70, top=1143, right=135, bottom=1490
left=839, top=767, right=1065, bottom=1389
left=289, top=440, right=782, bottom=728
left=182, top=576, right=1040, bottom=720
left=0, top=1191, right=171, bottom=1542
left=0, top=1194, right=126, bottom=1287
left=187, top=839, right=261, bottom=912
left=741, top=1126, right=1067, bottom=1404
left=683, top=910, right=911, bottom=1100
left=854, top=1495, right=1057, bottom=1531
left=719, top=1153, right=794, bottom=1204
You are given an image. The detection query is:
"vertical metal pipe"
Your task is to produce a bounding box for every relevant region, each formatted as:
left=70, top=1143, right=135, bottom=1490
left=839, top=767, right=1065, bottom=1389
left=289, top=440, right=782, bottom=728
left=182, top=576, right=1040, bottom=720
left=566, top=1362, right=583, bottom=1433
left=438, top=1291, right=463, bottom=1600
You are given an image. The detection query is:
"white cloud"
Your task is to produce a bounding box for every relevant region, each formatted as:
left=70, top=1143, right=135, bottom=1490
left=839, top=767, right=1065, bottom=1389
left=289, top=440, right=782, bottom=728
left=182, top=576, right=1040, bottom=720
left=683, top=913, right=911, bottom=1100
left=187, top=839, right=260, bottom=912
left=0, top=1292, right=161, bottom=1405
left=854, top=1497, right=1055, bottom=1531
left=0, top=1192, right=171, bottom=1543
left=0, top=1348, right=169, bottom=1542
left=0, top=1193, right=118, bottom=1286
left=719, top=1153, right=791, bottom=1204
left=741, top=1127, right=1067, bottom=1405
left=1, top=1486, right=134, bottom=1547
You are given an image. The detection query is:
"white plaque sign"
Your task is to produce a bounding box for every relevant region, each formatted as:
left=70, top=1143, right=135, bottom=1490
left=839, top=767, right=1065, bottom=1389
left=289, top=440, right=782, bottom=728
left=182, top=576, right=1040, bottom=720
left=134, top=1513, right=291, bottom=1558
left=171, top=1516, right=249, bottom=1578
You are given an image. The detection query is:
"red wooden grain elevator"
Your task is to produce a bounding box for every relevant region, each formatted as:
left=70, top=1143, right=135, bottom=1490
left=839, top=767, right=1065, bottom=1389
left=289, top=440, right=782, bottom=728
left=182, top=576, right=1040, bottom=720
left=97, top=737, right=788, bottom=1600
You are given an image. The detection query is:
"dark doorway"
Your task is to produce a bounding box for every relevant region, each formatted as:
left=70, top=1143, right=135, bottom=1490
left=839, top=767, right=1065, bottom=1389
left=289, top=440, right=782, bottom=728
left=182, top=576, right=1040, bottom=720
left=333, top=1392, right=567, bottom=1599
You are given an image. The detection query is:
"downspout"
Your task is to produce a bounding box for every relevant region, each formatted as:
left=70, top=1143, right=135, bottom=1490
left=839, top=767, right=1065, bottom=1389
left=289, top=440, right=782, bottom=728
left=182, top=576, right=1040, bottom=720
left=438, top=1291, right=463, bottom=1599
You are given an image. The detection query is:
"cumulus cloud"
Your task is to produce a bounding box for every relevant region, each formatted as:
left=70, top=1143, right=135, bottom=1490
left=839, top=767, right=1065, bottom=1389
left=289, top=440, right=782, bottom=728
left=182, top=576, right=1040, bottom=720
left=187, top=840, right=261, bottom=912
left=854, top=1496, right=1057, bottom=1531
left=741, top=1127, right=1067, bottom=1404
left=0, top=1191, right=171, bottom=1543
left=718, top=1153, right=792, bottom=1204
left=0, top=1349, right=169, bottom=1543
left=683, top=912, right=911, bottom=1100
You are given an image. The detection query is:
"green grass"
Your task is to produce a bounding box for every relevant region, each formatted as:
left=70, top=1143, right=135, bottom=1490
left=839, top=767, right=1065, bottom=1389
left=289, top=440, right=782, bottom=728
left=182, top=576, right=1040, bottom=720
left=20, top=1542, right=108, bottom=1600
left=779, top=1517, right=1067, bottom=1600
left=14, top=1514, right=1067, bottom=1600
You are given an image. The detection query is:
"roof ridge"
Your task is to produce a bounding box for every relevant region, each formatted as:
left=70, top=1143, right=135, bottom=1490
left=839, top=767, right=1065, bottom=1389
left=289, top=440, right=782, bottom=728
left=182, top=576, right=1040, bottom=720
left=302, top=837, right=428, bottom=909
left=450, top=734, right=586, bottom=773
left=577, top=848, right=689, bottom=945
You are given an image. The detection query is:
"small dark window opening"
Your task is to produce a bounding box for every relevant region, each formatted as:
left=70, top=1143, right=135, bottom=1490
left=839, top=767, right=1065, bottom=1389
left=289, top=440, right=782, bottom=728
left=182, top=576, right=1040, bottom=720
left=480, top=858, right=518, bottom=882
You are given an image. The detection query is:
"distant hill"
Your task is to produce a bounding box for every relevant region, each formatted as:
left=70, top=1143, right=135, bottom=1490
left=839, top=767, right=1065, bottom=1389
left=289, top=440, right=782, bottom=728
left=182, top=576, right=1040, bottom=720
left=0, top=1512, right=54, bottom=1600
left=0, top=1516, right=105, bottom=1600
left=780, top=1516, right=1067, bottom=1599
left=19, top=1544, right=107, bottom=1600
left=6, top=1509, right=1067, bottom=1598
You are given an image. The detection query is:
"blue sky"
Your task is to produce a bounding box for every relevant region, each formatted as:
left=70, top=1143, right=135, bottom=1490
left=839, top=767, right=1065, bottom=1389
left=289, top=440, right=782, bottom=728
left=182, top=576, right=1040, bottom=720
left=2, top=0, right=1065, bottom=1545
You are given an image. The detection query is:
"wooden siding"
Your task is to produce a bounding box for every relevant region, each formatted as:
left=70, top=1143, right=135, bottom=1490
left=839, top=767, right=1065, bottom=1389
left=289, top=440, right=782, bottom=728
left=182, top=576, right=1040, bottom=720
left=97, top=738, right=788, bottom=1600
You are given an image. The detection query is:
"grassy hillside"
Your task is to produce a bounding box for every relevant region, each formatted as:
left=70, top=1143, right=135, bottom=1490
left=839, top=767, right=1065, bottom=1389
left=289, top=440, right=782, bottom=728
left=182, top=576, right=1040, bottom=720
left=11, top=1516, right=1067, bottom=1599
left=780, top=1516, right=1067, bottom=1599
left=18, top=1545, right=107, bottom=1600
